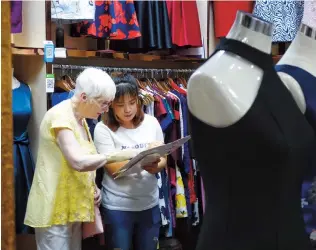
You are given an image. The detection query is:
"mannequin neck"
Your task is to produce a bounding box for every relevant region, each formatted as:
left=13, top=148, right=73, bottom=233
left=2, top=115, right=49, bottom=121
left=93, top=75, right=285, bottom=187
left=278, top=29, right=316, bottom=77
left=226, top=22, right=272, bottom=54
left=12, top=76, right=20, bottom=90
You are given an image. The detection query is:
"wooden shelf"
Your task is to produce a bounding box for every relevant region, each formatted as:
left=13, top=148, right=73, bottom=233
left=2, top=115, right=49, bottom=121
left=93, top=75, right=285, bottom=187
left=12, top=47, right=44, bottom=56
left=12, top=46, right=282, bottom=68
left=53, top=49, right=205, bottom=69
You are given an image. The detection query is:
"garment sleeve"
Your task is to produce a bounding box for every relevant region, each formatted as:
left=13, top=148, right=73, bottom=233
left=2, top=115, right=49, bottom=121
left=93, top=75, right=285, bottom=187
left=50, top=113, right=74, bottom=139
left=94, top=122, right=116, bottom=154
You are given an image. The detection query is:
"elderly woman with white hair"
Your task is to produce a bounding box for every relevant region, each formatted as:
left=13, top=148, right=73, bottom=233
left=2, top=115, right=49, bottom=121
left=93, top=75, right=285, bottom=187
left=24, top=68, right=120, bottom=250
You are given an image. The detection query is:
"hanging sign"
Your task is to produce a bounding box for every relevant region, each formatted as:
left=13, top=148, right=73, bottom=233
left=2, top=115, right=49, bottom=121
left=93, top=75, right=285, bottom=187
left=43, top=41, right=55, bottom=63
left=46, top=74, right=55, bottom=93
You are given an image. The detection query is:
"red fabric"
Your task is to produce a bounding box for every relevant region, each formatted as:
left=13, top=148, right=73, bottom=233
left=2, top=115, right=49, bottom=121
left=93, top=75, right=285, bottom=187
left=213, top=1, right=254, bottom=38
left=166, top=0, right=202, bottom=47
left=169, top=167, right=177, bottom=188
left=188, top=161, right=196, bottom=204
left=154, top=96, right=167, bottom=121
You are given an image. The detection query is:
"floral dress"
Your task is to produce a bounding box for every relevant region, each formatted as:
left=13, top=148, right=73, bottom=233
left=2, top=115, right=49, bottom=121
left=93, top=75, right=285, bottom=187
left=72, top=0, right=141, bottom=40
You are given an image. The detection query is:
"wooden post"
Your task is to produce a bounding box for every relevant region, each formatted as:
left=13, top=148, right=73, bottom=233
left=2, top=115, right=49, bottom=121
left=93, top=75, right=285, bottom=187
left=1, top=1, right=16, bottom=249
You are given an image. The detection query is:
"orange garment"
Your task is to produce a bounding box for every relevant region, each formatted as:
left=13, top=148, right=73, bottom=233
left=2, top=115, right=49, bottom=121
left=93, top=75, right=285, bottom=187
left=213, top=1, right=254, bottom=38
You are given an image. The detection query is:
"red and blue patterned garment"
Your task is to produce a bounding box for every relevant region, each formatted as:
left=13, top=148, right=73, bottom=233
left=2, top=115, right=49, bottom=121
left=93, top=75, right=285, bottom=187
left=73, top=0, right=141, bottom=40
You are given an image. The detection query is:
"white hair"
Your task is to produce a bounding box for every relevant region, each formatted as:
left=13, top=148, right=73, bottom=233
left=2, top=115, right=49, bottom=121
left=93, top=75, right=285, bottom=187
left=74, top=68, right=116, bottom=101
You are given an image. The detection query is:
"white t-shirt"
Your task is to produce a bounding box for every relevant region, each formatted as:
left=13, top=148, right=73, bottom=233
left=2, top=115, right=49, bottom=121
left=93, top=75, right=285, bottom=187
left=94, top=114, right=164, bottom=211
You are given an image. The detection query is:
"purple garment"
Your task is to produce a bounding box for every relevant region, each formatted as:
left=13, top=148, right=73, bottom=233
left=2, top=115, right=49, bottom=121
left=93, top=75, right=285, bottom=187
left=201, top=176, right=205, bottom=215
left=11, top=1, right=22, bottom=33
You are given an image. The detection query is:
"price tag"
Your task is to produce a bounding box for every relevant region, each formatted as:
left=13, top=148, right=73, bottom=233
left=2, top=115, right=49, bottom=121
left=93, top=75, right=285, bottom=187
left=46, top=74, right=55, bottom=93
left=43, top=41, right=55, bottom=63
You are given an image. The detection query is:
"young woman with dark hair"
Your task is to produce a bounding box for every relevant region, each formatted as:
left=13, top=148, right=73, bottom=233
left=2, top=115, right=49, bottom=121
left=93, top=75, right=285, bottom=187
left=94, top=74, right=167, bottom=250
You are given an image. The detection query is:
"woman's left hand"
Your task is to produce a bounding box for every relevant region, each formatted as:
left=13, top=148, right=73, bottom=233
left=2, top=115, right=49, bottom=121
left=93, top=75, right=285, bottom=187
left=94, top=186, right=101, bottom=207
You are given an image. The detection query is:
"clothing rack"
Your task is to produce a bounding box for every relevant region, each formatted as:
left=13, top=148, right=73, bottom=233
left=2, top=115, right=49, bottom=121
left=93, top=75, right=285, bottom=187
left=53, top=64, right=195, bottom=79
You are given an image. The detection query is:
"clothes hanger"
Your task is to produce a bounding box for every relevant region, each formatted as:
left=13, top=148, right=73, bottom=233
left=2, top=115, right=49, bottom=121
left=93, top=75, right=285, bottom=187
left=55, top=78, right=73, bottom=92
left=167, top=77, right=186, bottom=95
left=62, top=75, right=76, bottom=89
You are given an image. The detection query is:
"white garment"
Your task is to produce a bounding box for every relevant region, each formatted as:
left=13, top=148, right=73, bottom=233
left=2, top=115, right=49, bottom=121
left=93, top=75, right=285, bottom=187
left=208, top=2, right=216, bottom=55
left=197, top=0, right=208, bottom=58
left=35, top=223, right=82, bottom=250
left=302, top=0, right=316, bottom=29
left=51, top=0, right=95, bottom=21
left=94, top=114, right=164, bottom=211
left=145, top=102, right=155, bottom=116
left=143, top=102, right=169, bottom=226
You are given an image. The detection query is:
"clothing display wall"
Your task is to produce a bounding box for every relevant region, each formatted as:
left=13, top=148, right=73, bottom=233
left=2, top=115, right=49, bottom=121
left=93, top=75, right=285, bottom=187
left=54, top=0, right=316, bottom=57
left=51, top=65, right=206, bottom=242
left=13, top=82, right=35, bottom=234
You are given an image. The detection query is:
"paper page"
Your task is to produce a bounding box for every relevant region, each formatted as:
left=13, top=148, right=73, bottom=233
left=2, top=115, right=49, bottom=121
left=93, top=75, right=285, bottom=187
left=113, top=135, right=191, bottom=179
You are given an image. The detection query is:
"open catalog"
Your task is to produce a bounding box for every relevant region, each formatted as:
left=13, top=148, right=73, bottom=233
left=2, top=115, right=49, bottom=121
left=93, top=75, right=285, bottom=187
left=110, top=135, right=191, bottom=180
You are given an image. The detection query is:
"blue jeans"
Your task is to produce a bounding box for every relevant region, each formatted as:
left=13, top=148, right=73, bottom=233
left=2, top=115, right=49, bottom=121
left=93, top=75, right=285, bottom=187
left=101, top=205, right=161, bottom=250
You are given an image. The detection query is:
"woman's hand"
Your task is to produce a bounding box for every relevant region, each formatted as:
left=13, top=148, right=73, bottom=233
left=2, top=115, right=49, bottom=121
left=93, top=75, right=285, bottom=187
left=143, top=159, right=163, bottom=174
left=94, top=186, right=101, bottom=207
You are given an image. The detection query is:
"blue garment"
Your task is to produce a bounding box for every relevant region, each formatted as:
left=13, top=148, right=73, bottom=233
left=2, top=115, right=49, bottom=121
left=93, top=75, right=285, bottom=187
left=51, top=92, right=70, bottom=106
left=101, top=205, right=161, bottom=250
left=160, top=98, right=173, bottom=131
left=253, top=0, right=304, bottom=42
left=51, top=92, right=99, bottom=138
left=13, top=83, right=35, bottom=234
left=275, top=64, right=316, bottom=239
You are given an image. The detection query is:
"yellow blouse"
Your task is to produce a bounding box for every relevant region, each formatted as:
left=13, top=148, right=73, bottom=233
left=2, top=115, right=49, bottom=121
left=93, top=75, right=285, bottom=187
left=24, top=100, right=97, bottom=227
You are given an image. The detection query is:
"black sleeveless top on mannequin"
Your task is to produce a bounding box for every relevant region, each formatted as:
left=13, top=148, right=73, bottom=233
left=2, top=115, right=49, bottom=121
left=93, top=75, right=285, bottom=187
left=188, top=38, right=315, bottom=250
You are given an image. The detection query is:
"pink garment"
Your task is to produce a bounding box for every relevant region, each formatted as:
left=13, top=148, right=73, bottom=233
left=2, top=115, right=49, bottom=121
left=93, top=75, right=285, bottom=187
left=82, top=205, right=104, bottom=239
left=200, top=177, right=205, bottom=215
left=302, top=0, right=316, bottom=29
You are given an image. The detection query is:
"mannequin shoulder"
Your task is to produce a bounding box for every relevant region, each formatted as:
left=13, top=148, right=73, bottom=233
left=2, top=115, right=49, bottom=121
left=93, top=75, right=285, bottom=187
left=277, top=72, right=306, bottom=113
left=187, top=53, right=263, bottom=128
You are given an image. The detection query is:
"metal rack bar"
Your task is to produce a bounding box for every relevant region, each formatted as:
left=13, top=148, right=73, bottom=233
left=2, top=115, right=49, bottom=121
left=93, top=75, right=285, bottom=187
left=52, top=64, right=196, bottom=74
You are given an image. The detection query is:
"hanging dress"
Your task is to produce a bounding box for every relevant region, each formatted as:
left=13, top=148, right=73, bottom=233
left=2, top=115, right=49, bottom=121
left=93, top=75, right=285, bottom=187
left=72, top=0, right=141, bottom=40
left=213, top=1, right=254, bottom=38
left=11, top=1, right=22, bottom=33
left=302, top=0, right=316, bottom=29
left=109, top=1, right=172, bottom=53
left=275, top=64, right=316, bottom=245
left=166, top=0, right=202, bottom=47
left=253, top=0, right=304, bottom=42
left=13, top=83, right=35, bottom=234
left=188, top=38, right=315, bottom=250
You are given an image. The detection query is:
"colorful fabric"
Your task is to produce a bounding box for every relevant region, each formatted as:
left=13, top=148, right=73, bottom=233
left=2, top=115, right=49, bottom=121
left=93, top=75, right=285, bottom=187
left=303, top=0, right=316, bottom=29
left=253, top=0, right=304, bottom=42
left=175, top=165, right=188, bottom=218
left=11, top=1, right=22, bottom=33
left=73, top=0, right=141, bottom=39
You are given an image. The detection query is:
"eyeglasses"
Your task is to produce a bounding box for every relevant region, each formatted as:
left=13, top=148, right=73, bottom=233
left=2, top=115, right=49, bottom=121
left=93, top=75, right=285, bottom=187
left=91, top=99, right=112, bottom=109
